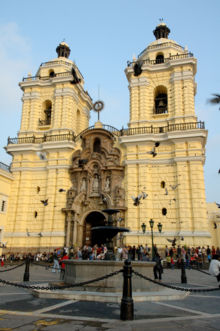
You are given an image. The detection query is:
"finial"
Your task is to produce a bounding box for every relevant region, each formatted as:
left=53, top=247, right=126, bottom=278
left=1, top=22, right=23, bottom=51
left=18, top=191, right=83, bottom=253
left=93, top=100, right=104, bottom=121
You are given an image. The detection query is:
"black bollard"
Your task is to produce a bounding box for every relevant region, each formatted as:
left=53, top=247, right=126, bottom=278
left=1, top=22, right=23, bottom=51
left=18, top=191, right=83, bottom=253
left=181, top=259, right=187, bottom=284
left=23, top=256, right=30, bottom=282
left=120, top=259, right=134, bottom=321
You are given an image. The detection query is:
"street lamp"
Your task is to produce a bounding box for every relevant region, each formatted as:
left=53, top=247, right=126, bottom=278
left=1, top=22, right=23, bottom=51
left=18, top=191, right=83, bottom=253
left=141, top=222, right=146, bottom=233
left=157, top=222, right=163, bottom=233
left=149, top=219, right=163, bottom=260
left=149, top=219, right=155, bottom=260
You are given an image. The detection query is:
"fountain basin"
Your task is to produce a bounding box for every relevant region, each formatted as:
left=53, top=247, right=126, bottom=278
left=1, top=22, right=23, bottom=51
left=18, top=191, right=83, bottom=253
left=63, top=260, right=158, bottom=292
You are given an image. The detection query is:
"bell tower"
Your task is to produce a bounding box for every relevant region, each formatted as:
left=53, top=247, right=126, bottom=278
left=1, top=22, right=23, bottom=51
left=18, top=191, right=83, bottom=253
left=5, top=43, right=93, bottom=252
left=121, top=23, right=210, bottom=247
left=126, top=22, right=198, bottom=129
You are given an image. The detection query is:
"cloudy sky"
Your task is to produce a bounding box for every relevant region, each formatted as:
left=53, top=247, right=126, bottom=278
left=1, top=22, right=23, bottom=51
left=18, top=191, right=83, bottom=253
left=0, top=0, right=219, bottom=202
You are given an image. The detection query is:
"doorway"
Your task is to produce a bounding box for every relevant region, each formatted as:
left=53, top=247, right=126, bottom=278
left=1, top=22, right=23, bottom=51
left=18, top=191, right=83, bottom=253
left=83, top=211, right=106, bottom=246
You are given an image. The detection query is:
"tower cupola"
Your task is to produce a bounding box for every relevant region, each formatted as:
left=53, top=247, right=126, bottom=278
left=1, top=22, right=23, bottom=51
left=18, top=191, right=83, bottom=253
left=56, top=41, right=71, bottom=58
left=153, top=22, right=170, bottom=40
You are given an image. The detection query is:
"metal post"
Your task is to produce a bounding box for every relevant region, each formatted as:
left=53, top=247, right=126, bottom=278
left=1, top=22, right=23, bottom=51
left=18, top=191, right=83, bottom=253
left=23, top=256, right=30, bottom=282
left=120, top=259, right=134, bottom=321
left=181, top=259, right=187, bottom=283
left=151, top=228, right=154, bottom=261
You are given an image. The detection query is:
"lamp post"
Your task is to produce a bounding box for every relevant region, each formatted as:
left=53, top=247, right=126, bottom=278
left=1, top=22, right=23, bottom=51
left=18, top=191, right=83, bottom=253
left=141, top=222, right=146, bottom=233
left=149, top=219, right=163, bottom=261
left=149, top=219, right=155, bottom=260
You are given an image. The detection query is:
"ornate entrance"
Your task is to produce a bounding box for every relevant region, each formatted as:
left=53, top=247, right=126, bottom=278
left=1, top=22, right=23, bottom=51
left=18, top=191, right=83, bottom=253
left=63, top=127, right=126, bottom=248
left=83, top=211, right=105, bottom=246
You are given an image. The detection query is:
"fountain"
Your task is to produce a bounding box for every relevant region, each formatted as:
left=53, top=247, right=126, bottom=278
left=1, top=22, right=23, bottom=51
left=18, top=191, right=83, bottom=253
left=61, top=208, right=159, bottom=295
left=91, top=208, right=129, bottom=260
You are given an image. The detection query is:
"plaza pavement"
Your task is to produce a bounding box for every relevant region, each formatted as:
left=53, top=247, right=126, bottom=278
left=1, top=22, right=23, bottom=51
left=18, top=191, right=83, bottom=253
left=0, top=262, right=219, bottom=330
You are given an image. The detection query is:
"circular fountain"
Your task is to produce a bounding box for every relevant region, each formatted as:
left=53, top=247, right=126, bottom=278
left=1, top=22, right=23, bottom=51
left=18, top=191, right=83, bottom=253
left=91, top=208, right=129, bottom=260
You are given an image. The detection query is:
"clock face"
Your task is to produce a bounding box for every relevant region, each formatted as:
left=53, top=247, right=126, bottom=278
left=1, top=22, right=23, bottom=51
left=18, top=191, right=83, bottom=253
left=93, top=100, right=104, bottom=112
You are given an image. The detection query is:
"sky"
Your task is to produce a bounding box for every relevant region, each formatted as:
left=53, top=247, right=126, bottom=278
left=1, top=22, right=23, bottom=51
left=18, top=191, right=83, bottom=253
left=0, top=0, right=219, bottom=202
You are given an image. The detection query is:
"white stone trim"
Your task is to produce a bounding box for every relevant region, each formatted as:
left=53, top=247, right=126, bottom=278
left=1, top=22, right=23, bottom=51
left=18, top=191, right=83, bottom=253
left=129, top=115, right=198, bottom=125
left=0, top=169, right=14, bottom=180
left=119, top=129, right=207, bottom=144
left=4, top=231, right=65, bottom=238
left=123, top=155, right=205, bottom=165
left=7, top=141, right=76, bottom=154
left=54, top=88, right=79, bottom=102
left=19, top=128, right=75, bottom=136
left=124, top=230, right=211, bottom=238
left=170, top=70, right=194, bottom=82
left=10, top=165, right=70, bottom=172
left=22, top=92, right=41, bottom=100
left=129, top=77, right=149, bottom=88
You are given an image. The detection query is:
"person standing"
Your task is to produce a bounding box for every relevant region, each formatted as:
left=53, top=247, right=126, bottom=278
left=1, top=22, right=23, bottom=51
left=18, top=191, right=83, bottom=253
left=52, top=249, right=60, bottom=273
left=209, top=255, right=220, bottom=287
left=60, top=251, right=69, bottom=280
left=153, top=253, right=163, bottom=281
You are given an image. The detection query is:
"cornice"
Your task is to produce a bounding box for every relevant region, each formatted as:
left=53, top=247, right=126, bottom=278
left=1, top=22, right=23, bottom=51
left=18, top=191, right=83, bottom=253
left=170, top=70, right=194, bottom=82
left=119, top=129, right=208, bottom=144
left=22, top=92, right=41, bottom=101
left=129, top=115, right=198, bottom=125
left=129, top=77, right=149, bottom=88
left=123, top=155, right=205, bottom=165
left=54, top=87, right=79, bottom=102
left=125, top=57, right=197, bottom=78
left=10, top=165, right=70, bottom=172
left=6, top=141, right=76, bottom=154
left=4, top=231, right=65, bottom=237
left=0, top=169, right=14, bottom=180
left=124, top=230, right=211, bottom=237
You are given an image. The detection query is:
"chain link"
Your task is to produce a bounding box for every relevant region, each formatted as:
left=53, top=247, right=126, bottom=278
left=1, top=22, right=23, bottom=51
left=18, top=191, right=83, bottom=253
left=133, top=270, right=220, bottom=292
left=0, top=262, right=25, bottom=273
left=190, top=266, right=211, bottom=276
left=0, top=269, right=123, bottom=291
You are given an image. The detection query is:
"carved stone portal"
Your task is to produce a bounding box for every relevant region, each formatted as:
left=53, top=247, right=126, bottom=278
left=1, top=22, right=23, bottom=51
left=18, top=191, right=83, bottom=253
left=63, top=128, right=126, bottom=247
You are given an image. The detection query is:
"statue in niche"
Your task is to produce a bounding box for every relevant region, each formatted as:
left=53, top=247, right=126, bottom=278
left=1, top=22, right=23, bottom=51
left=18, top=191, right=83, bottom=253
left=80, top=177, right=87, bottom=192
left=92, top=174, right=99, bottom=193
left=104, top=176, right=111, bottom=192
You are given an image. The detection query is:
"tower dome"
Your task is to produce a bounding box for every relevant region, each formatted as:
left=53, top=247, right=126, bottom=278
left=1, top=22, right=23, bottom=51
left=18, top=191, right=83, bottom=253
left=153, top=22, right=170, bottom=40
left=56, top=41, right=71, bottom=58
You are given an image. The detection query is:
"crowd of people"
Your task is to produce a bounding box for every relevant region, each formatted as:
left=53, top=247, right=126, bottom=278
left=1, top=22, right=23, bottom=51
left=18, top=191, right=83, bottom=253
left=0, top=244, right=219, bottom=266
left=0, top=243, right=219, bottom=286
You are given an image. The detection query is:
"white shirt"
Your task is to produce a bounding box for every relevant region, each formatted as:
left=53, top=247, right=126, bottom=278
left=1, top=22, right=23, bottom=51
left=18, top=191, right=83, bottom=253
left=209, top=259, right=220, bottom=276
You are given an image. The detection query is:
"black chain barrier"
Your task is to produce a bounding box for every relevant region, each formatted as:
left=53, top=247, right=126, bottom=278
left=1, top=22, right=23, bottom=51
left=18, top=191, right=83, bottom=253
left=0, top=262, right=25, bottom=272
left=133, top=270, right=220, bottom=292
left=0, top=269, right=123, bottom=291
left=190, top=266, right=211, bottom=276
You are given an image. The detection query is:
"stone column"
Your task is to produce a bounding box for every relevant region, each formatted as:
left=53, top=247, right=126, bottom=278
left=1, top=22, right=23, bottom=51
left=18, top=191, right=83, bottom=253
left=66, top=212, right=72, bottom=247
left=73, top=219, right=78, bottom=245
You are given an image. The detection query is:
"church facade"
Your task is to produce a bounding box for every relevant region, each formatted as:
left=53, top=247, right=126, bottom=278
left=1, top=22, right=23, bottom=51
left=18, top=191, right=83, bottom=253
left=1, top=23, right=220, bottom=253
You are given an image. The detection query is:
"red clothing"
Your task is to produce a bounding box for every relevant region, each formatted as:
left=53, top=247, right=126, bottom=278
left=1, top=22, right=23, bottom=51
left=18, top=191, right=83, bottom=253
left=1, top=260, right=4, bottom=267
left=60, top=255, right=69, bottom=269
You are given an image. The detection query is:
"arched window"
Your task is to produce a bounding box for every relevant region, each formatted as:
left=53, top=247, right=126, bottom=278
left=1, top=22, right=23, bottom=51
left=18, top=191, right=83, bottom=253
left=49, top=70, right=55, bottom=77
left=93, top=138, right=101, bottom=153
left=161, top=181, right=166, bottom=188
left=154, top=86, right=168, bottom=114
left=155, top=53, right=164, bottom=64
left=162, top=208, right=167, bottom=216
left=39, top=100, right=52, bottom=126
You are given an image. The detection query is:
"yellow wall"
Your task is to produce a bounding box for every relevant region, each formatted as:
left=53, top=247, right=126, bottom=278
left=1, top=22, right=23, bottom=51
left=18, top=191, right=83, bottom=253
left=0, top=166, right=13, bottom=255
